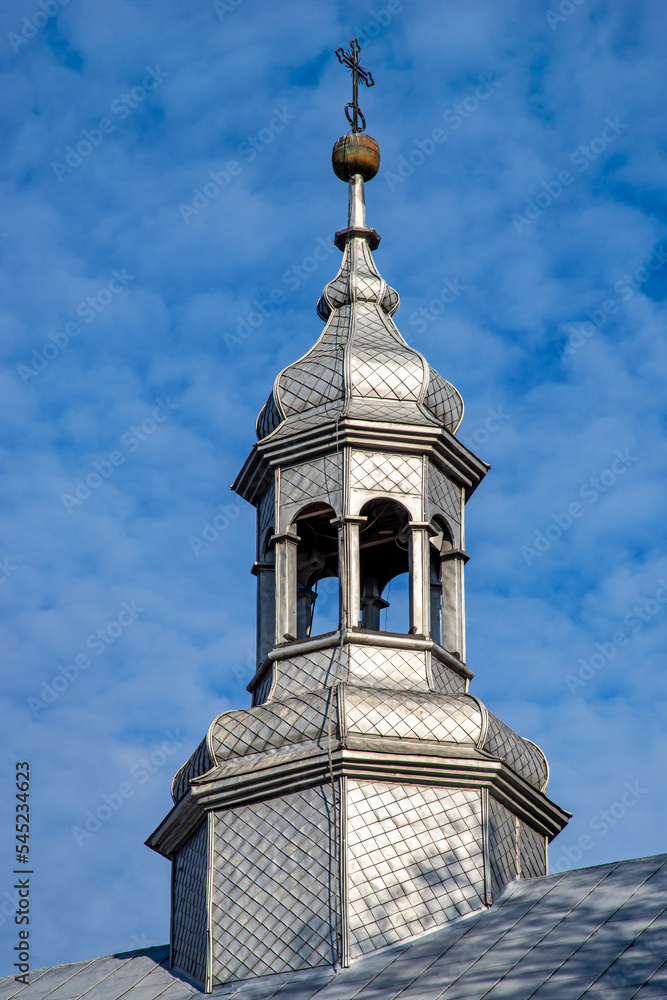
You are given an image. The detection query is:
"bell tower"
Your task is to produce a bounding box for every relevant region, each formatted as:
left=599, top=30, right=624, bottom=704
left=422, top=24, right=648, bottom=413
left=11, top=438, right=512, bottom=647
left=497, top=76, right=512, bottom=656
left=147, top=42, right=570, bottom=992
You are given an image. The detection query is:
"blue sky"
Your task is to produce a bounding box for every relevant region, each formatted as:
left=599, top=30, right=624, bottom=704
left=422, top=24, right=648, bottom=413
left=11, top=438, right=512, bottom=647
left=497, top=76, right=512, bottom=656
left=1, top=0, right=667, bottom=973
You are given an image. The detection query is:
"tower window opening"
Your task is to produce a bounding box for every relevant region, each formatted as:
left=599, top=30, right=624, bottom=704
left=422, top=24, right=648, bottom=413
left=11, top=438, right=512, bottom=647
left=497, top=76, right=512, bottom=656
left=256, top=528, right=276, bottom=666
left=381, top=572, right=410, bottom=634
left=294, top=504, right=339, bottom=639
left=359, top=498, right=410, bottom=633
left=430, top=516, right=456, bottom=651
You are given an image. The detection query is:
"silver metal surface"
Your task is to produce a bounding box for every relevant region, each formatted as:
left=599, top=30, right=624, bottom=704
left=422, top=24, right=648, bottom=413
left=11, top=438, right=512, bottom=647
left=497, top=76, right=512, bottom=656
left=488, top=795, right=519, bottom=898
left=279, top=454, right=342, bottom=527
left=348, top=174, right=366, bottom=228
left=155, top=150, right=568, bottom=989
left=346, top=781, right=485, bottom=958
left=344, top=689, right=483, bottom=744
left=430, top=653, right=467, bottom=694
left=257, top=481, right=275, bottom=552
left=171, top=821, right=208, bottom=984
left=427, top=462, right=462, bottom=533
left=348, top=644, right=429, bottom=691
left=483, top=712, right=549, bottom=792
left=171, top=738, right=213, bottom=804
left=10, top=854, right=667, bottom=1000
left=256, top=228, right=463, bottom=437
left=274, top=647, right=349, bottom=698
left=210, top=786, right=338, bottom=986
left=349, top=450, right=422, bottom=496
left=519, top=819, right=547, bottom=879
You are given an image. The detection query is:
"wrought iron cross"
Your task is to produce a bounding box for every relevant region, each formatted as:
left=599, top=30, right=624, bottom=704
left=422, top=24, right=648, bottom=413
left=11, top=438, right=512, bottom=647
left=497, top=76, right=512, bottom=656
left=335, top=38, right=375, bottom=133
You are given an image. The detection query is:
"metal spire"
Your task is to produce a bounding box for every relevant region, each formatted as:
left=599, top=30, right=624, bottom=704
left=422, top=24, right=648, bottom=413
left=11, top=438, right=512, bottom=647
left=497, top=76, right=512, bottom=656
left=335, top=38, right=375, bottom=133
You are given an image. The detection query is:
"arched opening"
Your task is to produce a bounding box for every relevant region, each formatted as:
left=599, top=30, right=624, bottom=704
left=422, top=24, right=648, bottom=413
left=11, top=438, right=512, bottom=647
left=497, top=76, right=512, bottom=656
left=293, top=503, right=339, bottom=639
left=381, top=572, right=410, bottom=634
left=359, top=498, right=410, bottom=633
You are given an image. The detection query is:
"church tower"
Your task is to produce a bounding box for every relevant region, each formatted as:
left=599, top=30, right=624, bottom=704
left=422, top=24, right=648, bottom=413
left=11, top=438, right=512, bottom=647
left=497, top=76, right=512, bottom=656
left=147, top=44, right=569, bottom=992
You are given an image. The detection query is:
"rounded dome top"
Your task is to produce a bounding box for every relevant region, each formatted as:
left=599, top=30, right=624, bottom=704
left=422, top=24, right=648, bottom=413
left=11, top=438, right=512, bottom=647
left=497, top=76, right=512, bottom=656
left=256, top=235, right=463, bottom=440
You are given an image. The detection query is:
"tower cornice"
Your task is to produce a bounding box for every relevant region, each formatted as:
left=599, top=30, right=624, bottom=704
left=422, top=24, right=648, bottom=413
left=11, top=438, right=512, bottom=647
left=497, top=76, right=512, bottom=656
left=246, top=629, right=474, bottom=700
left=147, top=742, right=571, bottom=861
left=232, top=417, right=489, bottom=506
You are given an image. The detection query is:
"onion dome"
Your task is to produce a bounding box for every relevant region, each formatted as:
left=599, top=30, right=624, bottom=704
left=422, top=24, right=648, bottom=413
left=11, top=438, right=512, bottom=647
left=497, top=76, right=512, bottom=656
left=256, top=136, right=463, bottom=441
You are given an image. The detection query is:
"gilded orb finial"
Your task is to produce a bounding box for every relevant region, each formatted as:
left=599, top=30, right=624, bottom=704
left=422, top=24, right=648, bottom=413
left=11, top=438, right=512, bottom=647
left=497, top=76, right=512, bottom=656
left=332, top=132, right=381, bottom=182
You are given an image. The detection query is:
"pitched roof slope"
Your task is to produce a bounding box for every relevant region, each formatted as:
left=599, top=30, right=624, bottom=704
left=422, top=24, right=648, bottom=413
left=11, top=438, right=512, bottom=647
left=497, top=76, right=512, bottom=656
left=4, top=853, right=667, bottom=1000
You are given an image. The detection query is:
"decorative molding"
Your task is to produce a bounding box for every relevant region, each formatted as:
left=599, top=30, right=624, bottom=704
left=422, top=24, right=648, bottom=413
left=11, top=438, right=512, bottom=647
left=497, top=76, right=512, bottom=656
left=146, top=738, right=570, bottom=862
left=232, top=418, right=488, bottom=507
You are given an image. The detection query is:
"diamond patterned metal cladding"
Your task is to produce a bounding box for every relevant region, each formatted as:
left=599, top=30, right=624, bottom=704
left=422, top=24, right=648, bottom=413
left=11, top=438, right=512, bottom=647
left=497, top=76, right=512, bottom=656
left=488, top=796, right=518, bottom=899
left=280, top=454, right=342, bottom=507
left=349, top=307, right=425, bottom=402
left=430, top=657, right=467, bottom=694
left=428, top=463, right=461, bottom=528
left=483, top=712, right=549, bottom=792
left=348, top=645, right=429, bottom=692
left=423, top=368, right=464, bottom=434
left=317, top=239, right=398, bottom=318
left=317, top=238, right=354, bottom=315
left=347, top=399, right=437, bottom=425
left=252, top=665, right=275, bottom=707
left=266, top=404, right=344, bottom=443
left=260, top=234, right=465, bottom=434
left=208, top=691, right=333, bottom=762
left=519, top=820, right=547, bottom=879
left=346, top=781, right=485, bottom=957
left=206, top=686, right=485, bottom=763
left=382, top=283, right=400, bottom=317
left=279, top=357, right=344, bottom=414
left=172, top=821, right=208, bottom=984
left=256, top=391, right=283, bottom=440
left=276, top=309, right=348, bottom=416
left=257, top=481, right=275, bottom=552
left=210, top=785, right=337, bottom=985
left=350, top=450, right=422, bottom=495
left=345, top=689, right=483, bottom=744
left=172, top=738, right=214, bottom=804
left=274, top=648, right=349, bottom=699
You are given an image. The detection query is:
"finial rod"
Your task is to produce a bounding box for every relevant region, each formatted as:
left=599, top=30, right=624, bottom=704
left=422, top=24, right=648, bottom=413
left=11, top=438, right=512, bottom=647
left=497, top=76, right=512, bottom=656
left=335, top=38, right=374, bottom=133
left=348, top=175, right=366, bottom=228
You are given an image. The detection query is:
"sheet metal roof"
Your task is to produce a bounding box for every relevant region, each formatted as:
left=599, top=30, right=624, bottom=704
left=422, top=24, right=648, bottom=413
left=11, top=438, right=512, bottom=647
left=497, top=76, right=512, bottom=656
left=4, top=853, right=666, bottom=1000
